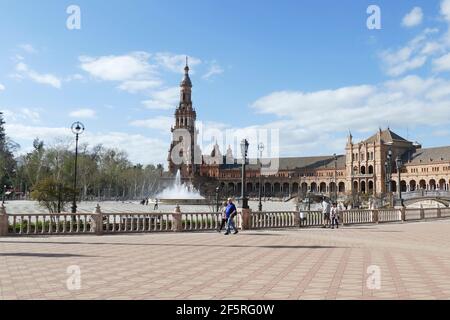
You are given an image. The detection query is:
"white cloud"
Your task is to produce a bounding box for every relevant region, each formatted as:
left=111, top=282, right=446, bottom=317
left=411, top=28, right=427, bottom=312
left=441, top=0, right=450, bottom=22
left=65, top=74, right=84, bottom=82
left=2, top=108, right=41, bottom=124
left=19, top=44, right=37, bottom=54
left=402, top=7, right=423, bottom=28
left=69, top=108, right=96, bottom=119
left=202, top=62, right=224, bottom=80
left=118, top=80, right=162, bottom=93
left=433, top=52, right=450, bottom=71
left=14, top=62, right=62, bottom=88
left=20, top=108, right=41, bottom=123
left=380, top=28, right=439, bottom=77
left=142, top=87, right=180, bottom=110
left=79, top=52, right=155, bottom=81
left=154, top=53, right=201, bottom=74
left=252, top=75, right=450, bottom=135
left=130, top=116, right=173, bottom=132
left=0, top=84, right=5, bottom=91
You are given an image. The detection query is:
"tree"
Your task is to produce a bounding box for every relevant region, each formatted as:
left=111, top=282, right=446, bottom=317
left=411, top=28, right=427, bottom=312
left=0, top=112, right=17, bottom=188
left=31, top=177, right=76, bottom=213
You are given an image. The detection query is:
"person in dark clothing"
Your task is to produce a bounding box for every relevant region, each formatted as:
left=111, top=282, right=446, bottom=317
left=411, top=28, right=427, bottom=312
left=218, top=201, right=228, bottom=232
left=224, top=198, right=238, bottom=235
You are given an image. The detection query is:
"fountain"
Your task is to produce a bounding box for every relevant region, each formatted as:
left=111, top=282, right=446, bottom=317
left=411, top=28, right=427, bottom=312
left=156, top=170, right=207, bottom=205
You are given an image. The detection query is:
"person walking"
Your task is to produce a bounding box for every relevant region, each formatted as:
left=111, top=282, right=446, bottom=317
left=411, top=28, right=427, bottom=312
left=224, top=198, right=238, bottom=235
left=330, top=202, right=340, bottom=229
left=322, top=198, right=331, bottom=228
left=218, top=201, right=228, bottom=232
left=154, top=198, right=159, bottom=210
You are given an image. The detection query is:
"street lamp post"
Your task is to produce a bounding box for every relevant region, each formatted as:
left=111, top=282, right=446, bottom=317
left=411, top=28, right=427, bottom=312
left=2, top=184, right=6, bottom=205
left=71, top=122, right=85, bottom=214
left=396, top=156, right=404, bottom=207
left=258, top=143, right=264, bottom=212
left=240, top=139, right=249, bottom=209
left=215, top=186, right=220, bottom=212
left=333, top=153, right=338, bottom=203
left=385, top=148, right=393, bottom=207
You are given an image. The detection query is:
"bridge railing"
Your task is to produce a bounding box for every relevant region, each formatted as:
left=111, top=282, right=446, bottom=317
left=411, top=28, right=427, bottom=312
left=402, top=190, right=450, bottom=200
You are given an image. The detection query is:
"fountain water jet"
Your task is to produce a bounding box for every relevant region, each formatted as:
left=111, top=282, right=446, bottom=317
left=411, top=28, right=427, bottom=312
left=156, top=170, right=206, bottom=204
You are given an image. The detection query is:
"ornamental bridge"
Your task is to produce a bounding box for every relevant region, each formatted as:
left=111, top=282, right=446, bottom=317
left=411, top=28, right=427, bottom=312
left=399, top=190, right=450, bottom=207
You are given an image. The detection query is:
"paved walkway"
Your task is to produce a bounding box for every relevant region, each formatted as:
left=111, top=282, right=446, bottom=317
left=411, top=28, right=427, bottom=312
left=1, top=220, right=450, bottom=300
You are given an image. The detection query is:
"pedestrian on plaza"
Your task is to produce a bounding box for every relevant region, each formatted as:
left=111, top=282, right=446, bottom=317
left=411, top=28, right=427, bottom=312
left=145, top=198, right=149, bottom=206
left=154, top=198, right=159, bottom=210
left=224, top=198, right=238, bottom=235
left=330, top=202, right=340, bottom=229
left=218, top=201, right=228, bottom=232
left=322, top=197, right=331, bottom=228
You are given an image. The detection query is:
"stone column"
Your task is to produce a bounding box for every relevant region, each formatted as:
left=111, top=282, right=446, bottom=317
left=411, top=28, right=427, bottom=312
left=240, top=208, right=252, bottom=230
left=92, top=204, right=103, bottom=235
left=0, top=204, right=8, bottom=236
left=172, top=204, right=183, bottom=232
left=294, top=202, right=301, bottom=227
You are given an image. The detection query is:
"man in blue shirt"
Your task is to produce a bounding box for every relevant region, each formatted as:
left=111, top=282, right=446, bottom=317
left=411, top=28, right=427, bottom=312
left=224, top=198, right=238, bottom=235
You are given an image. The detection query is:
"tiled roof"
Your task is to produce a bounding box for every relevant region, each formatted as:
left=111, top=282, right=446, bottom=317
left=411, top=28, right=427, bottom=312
left=364, top=129, right=409, bottom=144
left=404, top=146, right=450, bottom=165
left=220, top=155, right=346, bottom=171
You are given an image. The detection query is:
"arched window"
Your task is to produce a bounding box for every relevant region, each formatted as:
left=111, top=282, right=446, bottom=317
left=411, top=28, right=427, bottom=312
left=361, top=166, right=366, bottom=174
left=368, top=165, right=374, bottom=174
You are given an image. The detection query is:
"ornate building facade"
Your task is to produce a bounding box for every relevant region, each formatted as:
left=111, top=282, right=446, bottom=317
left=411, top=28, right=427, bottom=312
left=167, top=62, right=450, bottom=199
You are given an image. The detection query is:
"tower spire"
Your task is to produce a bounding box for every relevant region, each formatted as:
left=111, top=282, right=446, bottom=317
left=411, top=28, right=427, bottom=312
left=185, top=56, right=189, bottom=74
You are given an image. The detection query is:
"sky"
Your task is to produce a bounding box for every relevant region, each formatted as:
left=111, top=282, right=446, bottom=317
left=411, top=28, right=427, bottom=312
left=2, top=0, right=450, bottom=166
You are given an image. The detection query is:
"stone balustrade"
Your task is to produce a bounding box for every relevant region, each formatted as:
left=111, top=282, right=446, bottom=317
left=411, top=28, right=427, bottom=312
left=251, top=211, right=298, bottom=229
left=1, top=204, right=450, bottom=237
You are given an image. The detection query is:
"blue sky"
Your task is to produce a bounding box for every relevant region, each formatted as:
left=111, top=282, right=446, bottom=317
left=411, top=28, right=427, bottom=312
left=2, top=0, right=450, bottom=165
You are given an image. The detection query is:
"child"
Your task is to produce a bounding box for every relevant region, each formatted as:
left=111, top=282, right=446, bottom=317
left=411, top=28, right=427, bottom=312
left=218, top=201, right=228, bottom=232
left=330, top=203, right=339, bottom=229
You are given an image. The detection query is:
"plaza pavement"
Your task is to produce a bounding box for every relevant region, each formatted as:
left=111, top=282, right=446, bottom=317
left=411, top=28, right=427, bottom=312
left=1, top=219, right=450, bottom=300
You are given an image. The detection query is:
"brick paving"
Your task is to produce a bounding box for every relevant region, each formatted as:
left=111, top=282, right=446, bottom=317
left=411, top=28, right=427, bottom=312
left=1, top=220, right=450, bottom=300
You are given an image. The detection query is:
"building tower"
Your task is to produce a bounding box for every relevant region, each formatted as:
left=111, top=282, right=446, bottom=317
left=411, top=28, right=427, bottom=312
left=167, top=57, right=199, bottom=177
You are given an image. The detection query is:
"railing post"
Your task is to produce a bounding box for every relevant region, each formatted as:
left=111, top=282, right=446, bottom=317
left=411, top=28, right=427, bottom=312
left=294, top=203, right=300, bottom=227
left=172, top=204, right=183, bottom=232
left=400, top=207, right=406, bottom=222
left=372, top=209, right=379, bottom=224
left=437, top=204, right=442, bottom=218
left=420, top=204, right=424, bottom=220
left=0, top=204, right=8, bottom=236
left=91, top=204, right=103, bottom=235
left=240, top=208, right=252, bottom=230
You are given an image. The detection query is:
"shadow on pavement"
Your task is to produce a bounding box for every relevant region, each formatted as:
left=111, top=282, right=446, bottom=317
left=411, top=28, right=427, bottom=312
left=0, top=252, right=96, bottom=258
